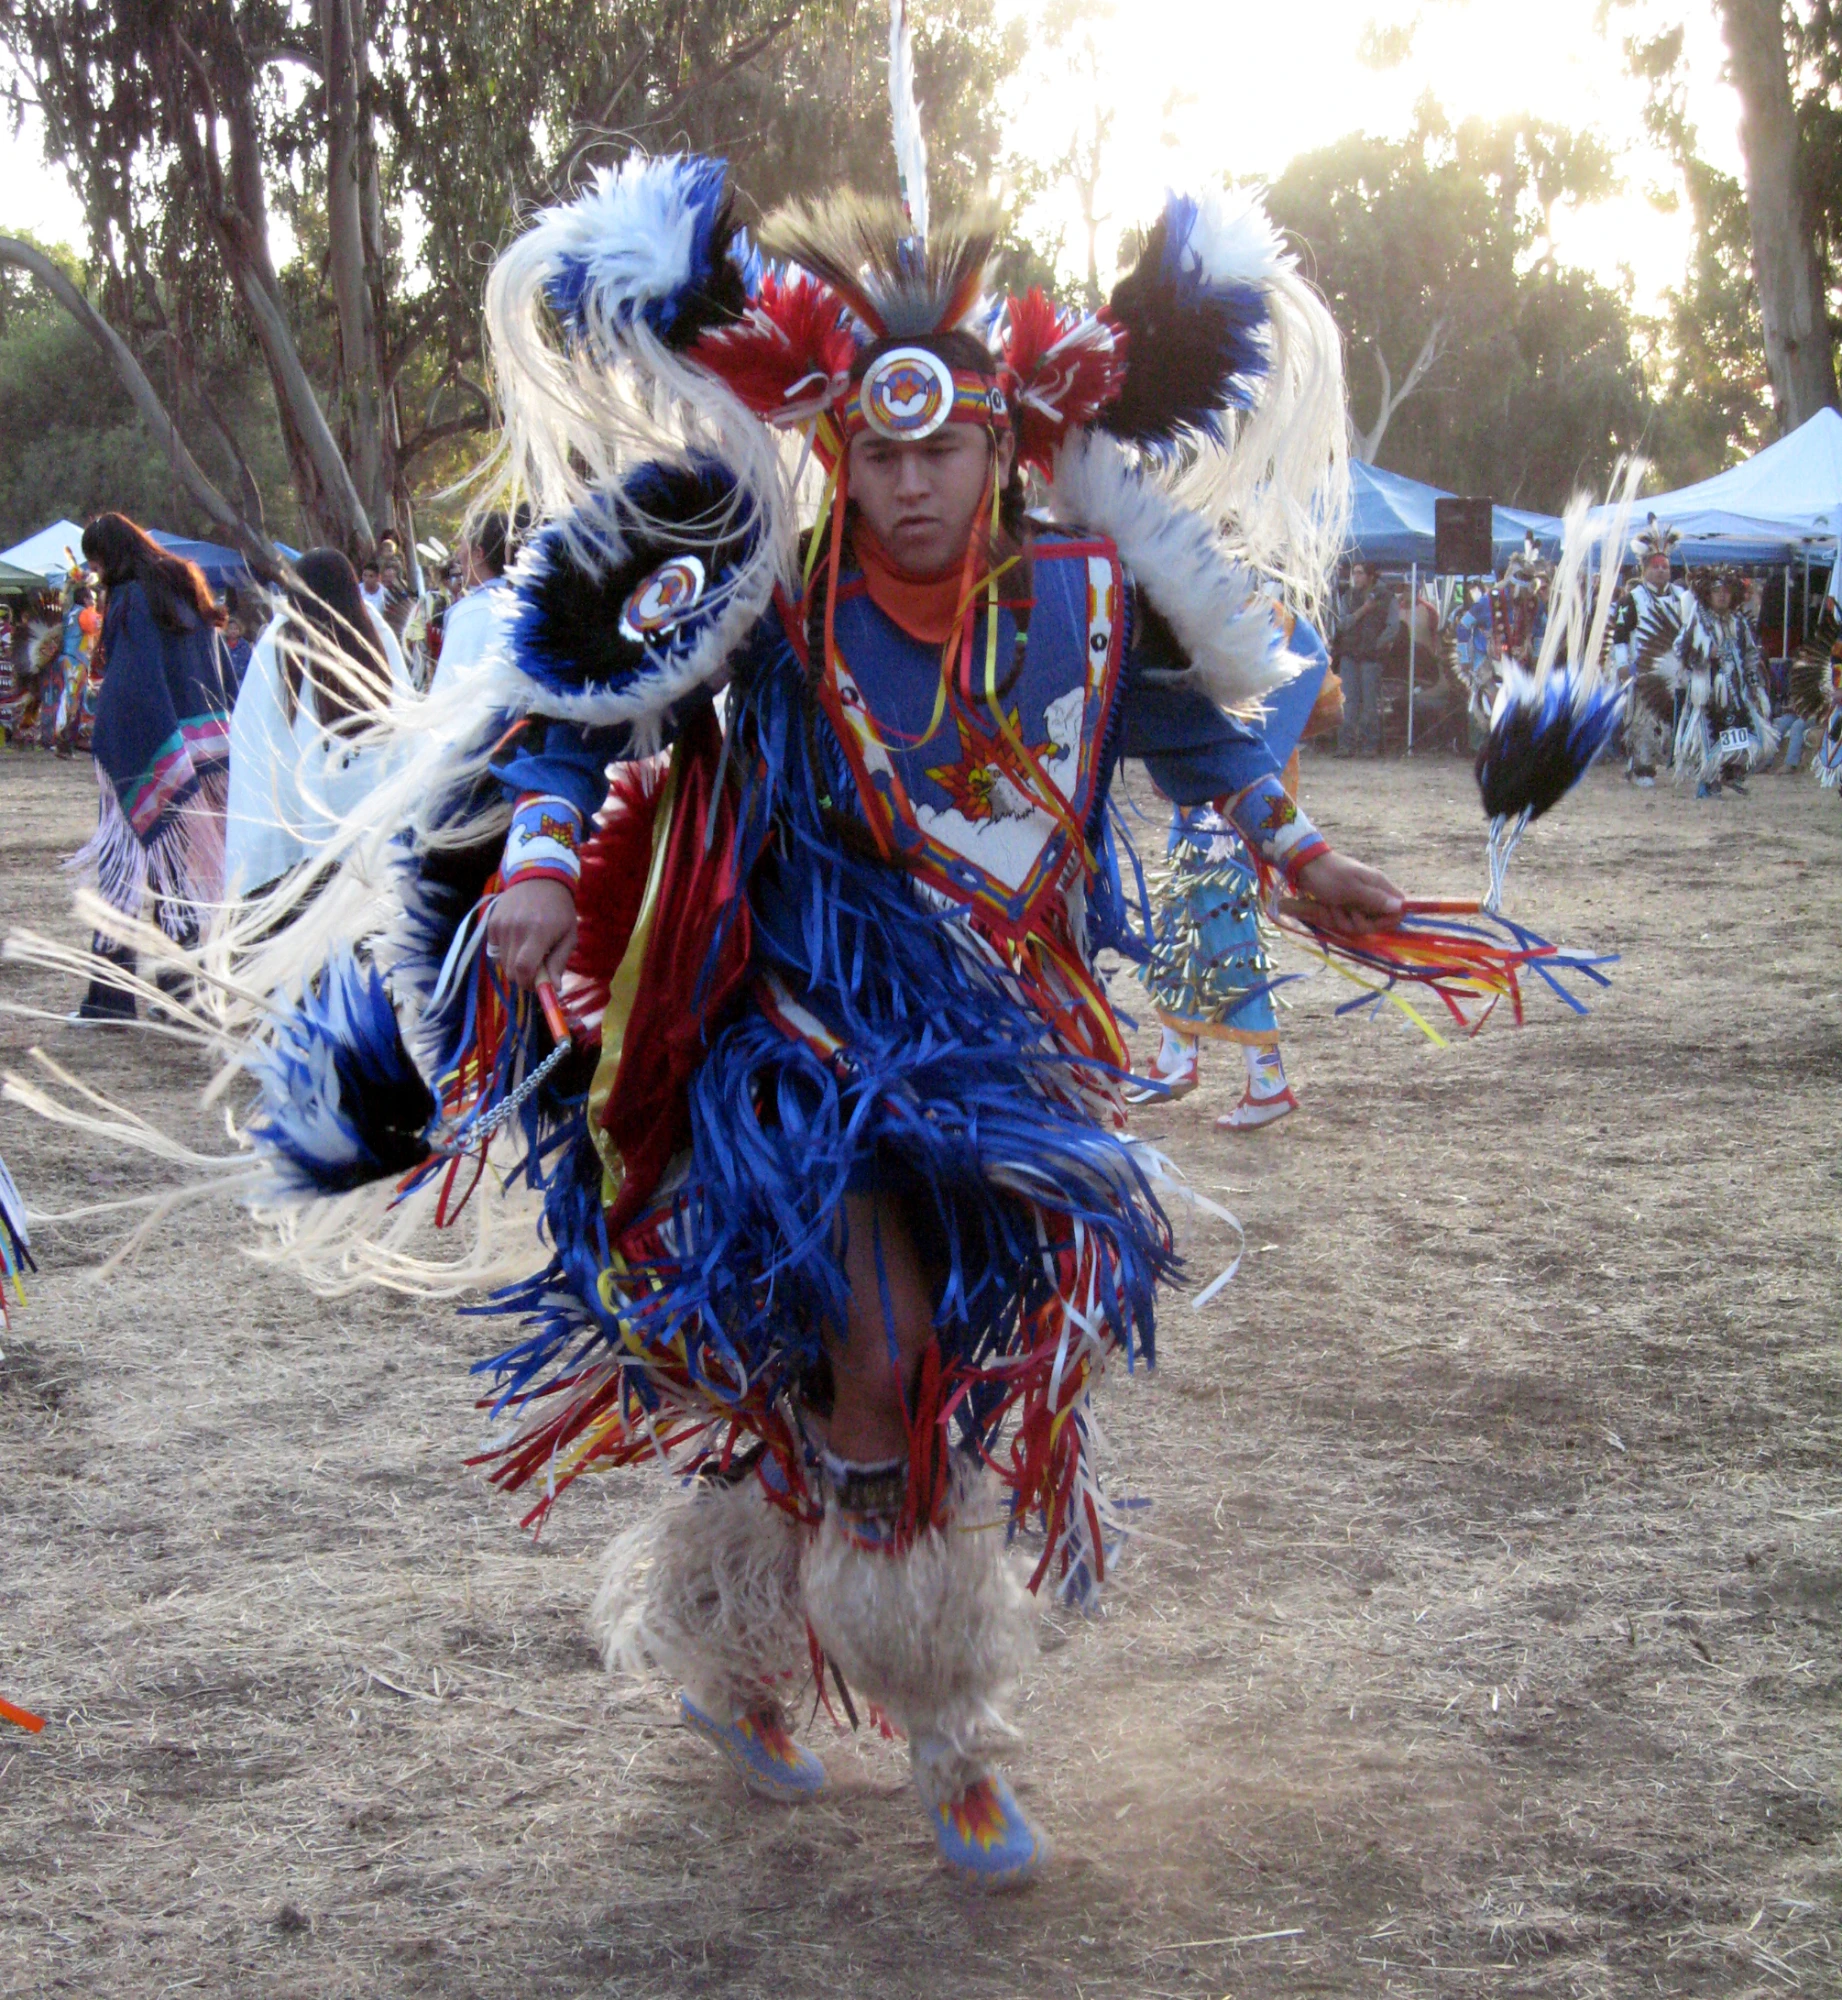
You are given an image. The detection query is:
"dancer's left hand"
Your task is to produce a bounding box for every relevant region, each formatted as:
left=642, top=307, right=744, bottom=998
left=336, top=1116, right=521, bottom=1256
left=1292, top=852, right=1406, bottom=936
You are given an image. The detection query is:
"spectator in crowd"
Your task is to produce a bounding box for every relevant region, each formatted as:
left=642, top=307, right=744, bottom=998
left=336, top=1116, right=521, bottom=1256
left=359, top=559, right=388, bottom=619
left=378, top=552, right=414, bottom=639
left=226, top=547, right=413, bottom=900
left=221, top=591, right=255, bottom=691
left=427, top=504, right=529, bottom=701
left=69, top=513, right=234, bottom=1021
left=1331, top=559, right=1400, bottom=757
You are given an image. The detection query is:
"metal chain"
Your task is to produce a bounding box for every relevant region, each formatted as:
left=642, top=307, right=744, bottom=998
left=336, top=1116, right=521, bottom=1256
left=431, top=1036, right=573, bottom=1157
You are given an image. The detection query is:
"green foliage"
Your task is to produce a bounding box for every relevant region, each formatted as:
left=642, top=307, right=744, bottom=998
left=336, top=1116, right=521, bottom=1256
left=0, top=231, right=81, bottom=334
left=0, top=0, right=1028, bottom=535
left=1619, top=2, right=1839, bottom=471
left=1267, top=103, right=1651, bottom=511
left=0, top=290, right=306, bottom=549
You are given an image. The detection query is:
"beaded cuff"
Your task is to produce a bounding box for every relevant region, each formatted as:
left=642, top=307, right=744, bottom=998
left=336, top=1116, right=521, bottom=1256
left=1225, top=773, right=1329, bottom=885
left=502, top=792, right=585, bottom=889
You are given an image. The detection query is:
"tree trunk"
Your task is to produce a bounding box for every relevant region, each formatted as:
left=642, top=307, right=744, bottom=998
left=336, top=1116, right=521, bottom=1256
left=321, top=0, right=395, bottom=547
left=0, top=235, right=284, bottom=572
left=156, top=23, right=375, bottom=552
left=1355, top=321, right=1443, bottom=463
left=1719, top=0, right=1840, bottom=429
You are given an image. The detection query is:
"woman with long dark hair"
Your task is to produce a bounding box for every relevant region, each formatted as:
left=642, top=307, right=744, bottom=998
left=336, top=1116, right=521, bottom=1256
left=70, top=512, right=234, bottom=1020
left=225, top=548, right=411, bottom=899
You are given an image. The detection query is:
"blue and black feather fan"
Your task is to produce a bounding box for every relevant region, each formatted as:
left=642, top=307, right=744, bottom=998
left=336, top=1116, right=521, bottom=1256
left=245, top=952, right=436, bottom=1196
left=1100, top=192, right=1277, bottom=449
left=540, top=155, right=749, bottom=356
left=1475, top=664, right=1624, bottom=825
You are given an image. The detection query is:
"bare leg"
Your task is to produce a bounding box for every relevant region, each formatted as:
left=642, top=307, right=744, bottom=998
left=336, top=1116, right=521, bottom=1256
left=825, top=1190, right=935, bottom=1462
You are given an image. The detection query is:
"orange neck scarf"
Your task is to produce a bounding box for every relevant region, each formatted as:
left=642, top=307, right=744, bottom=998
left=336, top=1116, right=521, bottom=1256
left=852, top=521, right=1034, bottom=647
left=851, top=525, right=968, bottom=645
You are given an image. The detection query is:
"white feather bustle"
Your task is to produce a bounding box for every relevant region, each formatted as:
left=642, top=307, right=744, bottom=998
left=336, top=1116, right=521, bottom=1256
left=590, top=1475, right=811, bottom=1722
left=1179, top=189, right=1287, bottom=291
left=477, top=164, right=799, bottom=598
left=523, top=158, right=715, bottom=356
left=800, top=1462, right=1035, bottom=1804
left=1044, top=429, right=1306, bottom=719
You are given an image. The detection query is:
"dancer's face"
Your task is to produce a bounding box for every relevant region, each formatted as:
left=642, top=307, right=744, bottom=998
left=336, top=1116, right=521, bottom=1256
left=1644, top=555, right=1670, bottom=591
left=848, top=425, right=1013, bottom=576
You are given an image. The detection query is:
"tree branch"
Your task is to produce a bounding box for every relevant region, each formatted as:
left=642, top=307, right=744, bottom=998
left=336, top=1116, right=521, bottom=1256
left=560, top=13, right=798, bottom=190
left=252, top=43, right=323, bottom=77
left=0, top=234, right=280, bottom=570
left=147, top=328, right=269, bottom=536
left=400, top=406, right=493, bottom=468
left=1355, top=319, right=1444, bottom=463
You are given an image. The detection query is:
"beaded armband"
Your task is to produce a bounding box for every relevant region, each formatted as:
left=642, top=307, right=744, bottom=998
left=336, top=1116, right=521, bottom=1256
left=502, top=792, right=585, bottom=889
left=1224, top=773, right=1329, bottom=886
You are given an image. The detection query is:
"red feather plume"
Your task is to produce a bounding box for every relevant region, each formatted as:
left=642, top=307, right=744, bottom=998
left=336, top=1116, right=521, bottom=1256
left=690, top=271, right=856, bottom=426
left=1000, top=292, right=1128, bottom=474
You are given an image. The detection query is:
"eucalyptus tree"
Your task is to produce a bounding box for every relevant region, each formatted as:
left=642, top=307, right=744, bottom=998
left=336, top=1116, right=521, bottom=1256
left=0, top=0, right=1022, bottom=561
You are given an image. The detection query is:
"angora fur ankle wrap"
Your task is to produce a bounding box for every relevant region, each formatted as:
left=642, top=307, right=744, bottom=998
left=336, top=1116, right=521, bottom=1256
left=800, top=1467, right=1035, bottom=1801
left=589, top=1476, right=809, bottom=1720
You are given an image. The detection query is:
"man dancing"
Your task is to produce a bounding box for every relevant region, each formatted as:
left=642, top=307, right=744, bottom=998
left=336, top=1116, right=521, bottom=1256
left=39, top=18, right=1403, bottom=1888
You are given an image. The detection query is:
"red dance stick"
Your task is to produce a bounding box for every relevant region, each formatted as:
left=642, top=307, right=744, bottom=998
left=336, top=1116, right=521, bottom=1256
left=0, top=1696, right=45, bottom=1733
left=535, top=977, right=572, bottom=1047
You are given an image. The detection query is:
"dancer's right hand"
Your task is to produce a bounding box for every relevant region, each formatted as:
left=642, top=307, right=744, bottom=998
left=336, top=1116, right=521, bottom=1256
left=487, top=877, right=578, bottom=993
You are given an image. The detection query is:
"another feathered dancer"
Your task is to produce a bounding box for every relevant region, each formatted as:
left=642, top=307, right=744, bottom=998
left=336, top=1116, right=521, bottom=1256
left=0, top=1150, right=32, bottom=1331
left=1787, top=599, right=1840, bottom=724
left=1475, top=463, right=1644, bottom=911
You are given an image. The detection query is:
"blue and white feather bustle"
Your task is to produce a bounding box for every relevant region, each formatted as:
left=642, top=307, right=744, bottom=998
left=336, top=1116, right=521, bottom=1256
left=1474, top=465, right=1644, bottom=912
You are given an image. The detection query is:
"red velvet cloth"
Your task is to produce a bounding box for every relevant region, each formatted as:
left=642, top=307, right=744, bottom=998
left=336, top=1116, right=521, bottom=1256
left=590, top=705, right=753, bottom=1238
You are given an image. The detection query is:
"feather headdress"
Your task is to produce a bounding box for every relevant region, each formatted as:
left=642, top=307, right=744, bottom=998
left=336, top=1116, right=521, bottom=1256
left=468, top=0, right=1349, bottom=738
left=1632, top=514, right=1681, bottom=563
left=756, top=194, right=1000, bottom=344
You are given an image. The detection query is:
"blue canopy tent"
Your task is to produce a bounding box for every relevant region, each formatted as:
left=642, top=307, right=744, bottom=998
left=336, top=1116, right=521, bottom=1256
left=1344, top=464, right=1565, bottom=751
left=148, top=531, right=298, bottom=593
left=1346, top=461, right=1563, bottom=570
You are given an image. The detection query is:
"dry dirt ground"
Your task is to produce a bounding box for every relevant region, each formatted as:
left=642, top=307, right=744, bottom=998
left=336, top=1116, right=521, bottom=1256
left=1, top=747, right=1838, bottom=2000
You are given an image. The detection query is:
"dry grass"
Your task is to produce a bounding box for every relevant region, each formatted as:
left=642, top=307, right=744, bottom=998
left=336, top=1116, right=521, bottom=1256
left=1, top=746, right=1838, bottom=2000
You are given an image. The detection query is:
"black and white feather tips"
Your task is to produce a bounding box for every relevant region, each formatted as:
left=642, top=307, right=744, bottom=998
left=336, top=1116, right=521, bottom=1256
left=1632, top=513, right=1681, bottom=563
left=1474, top=463, right=1645, bottom=906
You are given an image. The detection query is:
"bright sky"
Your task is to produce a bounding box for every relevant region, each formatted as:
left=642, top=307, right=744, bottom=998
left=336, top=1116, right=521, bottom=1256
left=2, top=0, right=1742, bottom=317
left=1003, top=0, right=1743, bottom=315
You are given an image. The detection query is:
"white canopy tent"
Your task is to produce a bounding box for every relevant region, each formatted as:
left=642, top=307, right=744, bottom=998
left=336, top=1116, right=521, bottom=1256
left=1588, top=408, right=1842, bottom=559
left=1586, top=409, right=1840, bottom=656
left=0, top=519, right=85, bottom=583
left=1631, top=406, right=1842, bottom=536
